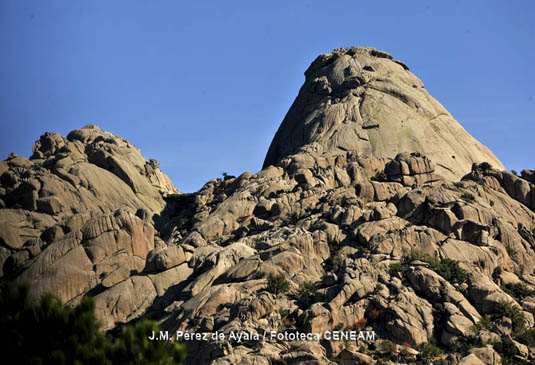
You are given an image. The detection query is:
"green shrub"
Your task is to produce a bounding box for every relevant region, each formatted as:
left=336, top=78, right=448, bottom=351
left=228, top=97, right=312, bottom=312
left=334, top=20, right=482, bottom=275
left=324, top=253, right=343, bottom=273
left=503, top=282, right=535, bottom=300
left=409, top=249, right=439, bottom=266
left=0, top=282, right=185, bottom=365
left=379, top=339, right=395, bottom=353
left=421, top=343, right=443, bottom=359
left=297, top=281, right=317, bottom=307
left=267, top=274, right=290, bottom=295
left=253, top=271, right=265, bottom=279
left=517, top=328, right=535, bottom=347
left=399, top=347, right=412, bottom=361
left=473, top=315, right=493, bottom=333
left=505, top=245, right=517, bottom=259
left=389, top=262, right=407, bottom=276
left=433, top=258, right=468, bottom=284
left=480, top=315, right=493, bottom=330
left=500, top=336, right=517, bottom=358
left=493, top=301, right=526, bottom=334
left=112, top=321, right=185, bottom=364
left=461, top=192, right=475, bottom=202
left=409, top=250, right=467, bottom=284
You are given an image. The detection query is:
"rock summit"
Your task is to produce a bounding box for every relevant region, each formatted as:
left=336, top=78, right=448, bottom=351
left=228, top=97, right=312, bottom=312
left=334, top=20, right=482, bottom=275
left=264, top=47, right=504, bottom=180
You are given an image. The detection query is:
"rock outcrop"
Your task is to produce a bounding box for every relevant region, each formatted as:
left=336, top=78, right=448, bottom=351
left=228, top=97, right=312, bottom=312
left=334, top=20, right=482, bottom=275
left=2, top=48, right=534, bottom=364
left=264, top=47, right=504, bottom=180
left=0, top=124, right=178, bottom=287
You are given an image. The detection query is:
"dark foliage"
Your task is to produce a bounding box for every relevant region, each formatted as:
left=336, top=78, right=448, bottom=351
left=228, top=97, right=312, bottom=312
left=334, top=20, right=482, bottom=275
left=297, top=281, right=317, bottom=307
left=493, top=301, right=526, bottom=334
left=503, top=282, right=535, bottom=300
left=460, top=192, right=475, bottom=202
left=267, top=274, right=290, bottom=295
left=324, top=253, right=343, bottom=273
left=0, top=282, right=185, bottom=365
left=389, top=262, right=407, bottom=276
left=433, top=258, right=468, bottom=284
left=409, top=250, right=467, bottom=284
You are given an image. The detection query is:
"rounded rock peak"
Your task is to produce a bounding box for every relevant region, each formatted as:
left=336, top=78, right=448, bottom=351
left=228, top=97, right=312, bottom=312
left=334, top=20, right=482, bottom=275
left=67, top=125, right=121, bottom=145
left=263, top=47, right=504, bottom=180
left=81, top=123, right=102, bottom=130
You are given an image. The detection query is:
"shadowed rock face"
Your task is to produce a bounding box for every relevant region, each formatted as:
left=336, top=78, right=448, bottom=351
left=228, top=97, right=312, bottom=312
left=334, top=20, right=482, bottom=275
left=264, top=47, right=504, bottom=180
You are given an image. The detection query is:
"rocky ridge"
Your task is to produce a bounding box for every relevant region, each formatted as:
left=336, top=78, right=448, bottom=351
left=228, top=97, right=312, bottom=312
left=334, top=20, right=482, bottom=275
left=2, top=48, right=535, bottom=364
left=0, top=124, right=177, bottom=292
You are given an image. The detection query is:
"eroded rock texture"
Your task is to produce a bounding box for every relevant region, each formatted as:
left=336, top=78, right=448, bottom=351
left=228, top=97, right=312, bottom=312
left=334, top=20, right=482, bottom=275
left=2, top=48, right=535, bottom=364
left=0, top=124, right=177, bottom=288
left=264, top=47, right=504, bottom=181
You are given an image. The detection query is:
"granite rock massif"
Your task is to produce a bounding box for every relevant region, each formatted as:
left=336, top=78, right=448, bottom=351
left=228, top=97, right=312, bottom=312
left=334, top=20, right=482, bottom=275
left=2, top=48, right=535, bottom=364
left=264, top=47, right=504, bottom=180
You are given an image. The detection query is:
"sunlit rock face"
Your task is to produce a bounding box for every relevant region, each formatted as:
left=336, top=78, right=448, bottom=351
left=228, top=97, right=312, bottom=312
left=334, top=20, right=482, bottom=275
left=264, top=47, right=504, bottom=180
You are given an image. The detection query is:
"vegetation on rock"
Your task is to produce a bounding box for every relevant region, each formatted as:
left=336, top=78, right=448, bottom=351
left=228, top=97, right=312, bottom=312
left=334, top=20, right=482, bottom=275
left=0, top=282, right=185, bottom=365
left=460, top=192, right=475, bottom=202
left=267, top=274, right=290, bottom=295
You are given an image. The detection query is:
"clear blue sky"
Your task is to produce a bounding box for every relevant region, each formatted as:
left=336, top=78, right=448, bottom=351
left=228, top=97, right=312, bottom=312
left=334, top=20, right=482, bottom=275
left=1, top=1, right=533, bottom=192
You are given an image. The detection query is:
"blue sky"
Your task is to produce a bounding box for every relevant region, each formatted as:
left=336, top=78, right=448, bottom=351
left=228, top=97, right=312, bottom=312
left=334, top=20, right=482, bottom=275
left=1, top=1, right=533, bottom=192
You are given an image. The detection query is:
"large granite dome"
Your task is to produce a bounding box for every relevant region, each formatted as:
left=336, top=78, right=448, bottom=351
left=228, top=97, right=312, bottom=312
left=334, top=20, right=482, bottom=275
left=264, top=47, right=504, bottom=180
